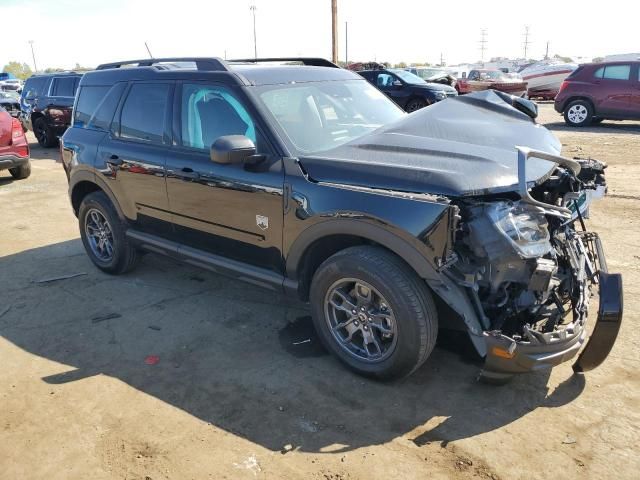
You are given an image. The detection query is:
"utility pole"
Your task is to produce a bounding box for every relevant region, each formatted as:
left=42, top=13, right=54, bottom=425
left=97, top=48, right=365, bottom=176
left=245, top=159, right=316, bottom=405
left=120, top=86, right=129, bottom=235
left=331, top=0, right=338, bottom=64
left=440, top=52, right=444, bottom=66
left=345, top=21, right=348, bottom=65
left=28, top=40, right=38, bottom=72
left=544, top=41, right=550, bottom=60
left=250, top=4, right=257, bottom=60
left=479, top=29, right=488, bottom=64
left=523, top=26, right=531, bottom=59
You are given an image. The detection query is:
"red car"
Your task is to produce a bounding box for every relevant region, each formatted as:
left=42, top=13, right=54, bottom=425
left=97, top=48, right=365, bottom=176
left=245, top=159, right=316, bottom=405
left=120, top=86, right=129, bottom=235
left=555, top=61, right=640, bottom=126
left=456, top=69, right=528, bottom=97
left=0, top=106, right=31, bottom=179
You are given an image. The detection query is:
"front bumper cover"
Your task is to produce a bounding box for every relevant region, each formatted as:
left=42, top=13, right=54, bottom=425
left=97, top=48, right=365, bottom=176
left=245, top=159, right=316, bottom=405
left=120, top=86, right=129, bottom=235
left=480, top=240, right=623, bottom=381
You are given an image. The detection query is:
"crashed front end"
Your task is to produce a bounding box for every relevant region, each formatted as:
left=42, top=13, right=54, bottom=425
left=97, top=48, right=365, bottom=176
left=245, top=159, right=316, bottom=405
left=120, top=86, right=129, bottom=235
left=450, top=149, right=623, bottom=381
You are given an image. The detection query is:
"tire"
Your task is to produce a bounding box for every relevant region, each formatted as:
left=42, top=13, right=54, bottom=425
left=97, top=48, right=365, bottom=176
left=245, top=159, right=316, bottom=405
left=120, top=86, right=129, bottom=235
left=33, top=117, right=58, bottom=148
left=564, top=99, right=593, bottom=127
left=9, top=161, right=31, bottom=179
left=405, top=97, right=428, bottom=113
left=309, top=246, right=438, bottom=380
left=78, top=191, right=140, bottom=274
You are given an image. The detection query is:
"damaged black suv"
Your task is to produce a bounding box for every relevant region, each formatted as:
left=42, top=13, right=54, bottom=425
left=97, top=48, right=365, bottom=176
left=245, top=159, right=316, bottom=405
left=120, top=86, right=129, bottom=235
left=61, top=57, right=623, bottom=382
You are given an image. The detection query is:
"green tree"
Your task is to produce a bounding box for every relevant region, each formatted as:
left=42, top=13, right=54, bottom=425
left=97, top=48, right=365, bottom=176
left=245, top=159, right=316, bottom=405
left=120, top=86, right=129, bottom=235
left=2, top=61, right=33, bottom=80
left=394, top=61, right=407, bottom=68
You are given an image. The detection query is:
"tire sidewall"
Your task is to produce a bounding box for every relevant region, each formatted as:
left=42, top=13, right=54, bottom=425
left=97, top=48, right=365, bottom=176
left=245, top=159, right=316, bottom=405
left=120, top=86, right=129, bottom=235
left=78, top=193, right=127, bottom=272
left=310, top=251, right=432, bottom=379
left=564, top=100, right=593, bottom=127
left=406, top=97, right=427, bottom=112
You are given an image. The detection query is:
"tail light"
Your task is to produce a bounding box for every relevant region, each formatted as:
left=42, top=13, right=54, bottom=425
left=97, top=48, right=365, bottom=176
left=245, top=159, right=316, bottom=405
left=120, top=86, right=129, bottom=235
left=11, top=118, right=23, bottom=140
left=11, top=118, right=29, bottom=157
left=558, top=80, right=569, bottom=94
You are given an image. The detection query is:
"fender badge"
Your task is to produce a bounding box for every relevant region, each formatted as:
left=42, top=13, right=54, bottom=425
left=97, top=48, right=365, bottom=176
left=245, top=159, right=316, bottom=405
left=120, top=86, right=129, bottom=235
left=256, top=215, right=269, bottom=230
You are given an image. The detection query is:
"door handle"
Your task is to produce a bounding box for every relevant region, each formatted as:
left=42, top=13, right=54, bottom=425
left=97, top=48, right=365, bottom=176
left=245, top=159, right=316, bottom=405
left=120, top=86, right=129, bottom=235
left=106, top=155, right=123, bottom=167
left=180, top=167, right=200, bottom=180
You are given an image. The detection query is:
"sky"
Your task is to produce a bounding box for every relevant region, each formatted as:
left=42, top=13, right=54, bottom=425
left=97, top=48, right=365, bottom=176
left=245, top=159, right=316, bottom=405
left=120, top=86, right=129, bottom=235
left=1, top=0, right=639, bottom=71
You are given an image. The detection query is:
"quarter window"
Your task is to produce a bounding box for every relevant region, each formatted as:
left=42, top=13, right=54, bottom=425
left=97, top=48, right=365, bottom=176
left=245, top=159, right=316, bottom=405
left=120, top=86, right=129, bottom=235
left=51, top=77, right=78, bottom=97
left=74, top=86, right=110, bottom=128
left=180, top=83, right=256, bottom=150
left=119, top=83, right=169, bottom=144
left=603, top=65, right=630, bottom=80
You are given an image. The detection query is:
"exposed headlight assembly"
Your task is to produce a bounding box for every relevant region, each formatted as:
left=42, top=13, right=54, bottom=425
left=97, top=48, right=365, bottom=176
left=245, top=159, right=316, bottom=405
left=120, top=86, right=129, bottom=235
left=487, top=201, right=551, bottom=258
left=435, top=91, right=447, bottom=100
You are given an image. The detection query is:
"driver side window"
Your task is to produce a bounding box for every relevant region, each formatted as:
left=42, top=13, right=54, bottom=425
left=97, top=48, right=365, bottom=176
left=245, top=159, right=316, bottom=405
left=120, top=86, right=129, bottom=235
left=180, top=84, right=257, bottom=151
left=468, top=71, right=479, bottom=81
left=376, top=73, right=395, bottom=88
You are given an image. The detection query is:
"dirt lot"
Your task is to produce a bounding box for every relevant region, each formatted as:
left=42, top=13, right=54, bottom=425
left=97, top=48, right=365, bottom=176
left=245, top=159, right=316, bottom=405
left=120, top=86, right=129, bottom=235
left=1, top=103, right=638, bottom=480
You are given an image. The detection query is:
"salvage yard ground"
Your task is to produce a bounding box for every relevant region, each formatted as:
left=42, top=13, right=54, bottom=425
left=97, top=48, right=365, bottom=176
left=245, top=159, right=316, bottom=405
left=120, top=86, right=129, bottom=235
left=0, top=103, right=638, bottom=480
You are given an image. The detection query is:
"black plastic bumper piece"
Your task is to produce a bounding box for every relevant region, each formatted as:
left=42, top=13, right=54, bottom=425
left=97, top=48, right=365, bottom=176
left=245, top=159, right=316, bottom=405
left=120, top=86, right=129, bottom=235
left=0, top=155, right=29, bottom=171
left=572, top=272, right=623, bottom=373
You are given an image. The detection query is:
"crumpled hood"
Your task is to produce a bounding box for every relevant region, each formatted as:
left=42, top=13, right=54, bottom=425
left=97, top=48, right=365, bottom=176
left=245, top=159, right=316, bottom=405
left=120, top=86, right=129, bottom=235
left=299, top=90, right=562, bottom=197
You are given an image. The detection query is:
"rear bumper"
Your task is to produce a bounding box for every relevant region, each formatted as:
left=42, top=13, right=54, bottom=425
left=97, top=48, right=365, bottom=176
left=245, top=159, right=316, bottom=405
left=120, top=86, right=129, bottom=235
left=0, top=154, right=29, bottom=171
left=480, top=241, right=623, bottom=381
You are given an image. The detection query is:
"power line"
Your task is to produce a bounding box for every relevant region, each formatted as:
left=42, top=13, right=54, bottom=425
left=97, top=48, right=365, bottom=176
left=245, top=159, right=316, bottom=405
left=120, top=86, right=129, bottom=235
left=479, top=29, right=488, bottom=63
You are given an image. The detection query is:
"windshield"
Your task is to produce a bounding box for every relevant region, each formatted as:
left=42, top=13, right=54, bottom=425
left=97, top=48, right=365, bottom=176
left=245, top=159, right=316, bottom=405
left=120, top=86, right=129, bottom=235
left=415, top=68, right=447, bottom=79
left=481, top=70, right=508, bottom=81
left=252, top=80, right=405, bottom=155
left=389, top=69, right=426, bottom=85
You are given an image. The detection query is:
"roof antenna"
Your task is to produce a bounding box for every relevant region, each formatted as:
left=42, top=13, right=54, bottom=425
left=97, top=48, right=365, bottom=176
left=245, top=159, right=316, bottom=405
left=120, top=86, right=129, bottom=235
left=144, top=42, right=153, bottom=59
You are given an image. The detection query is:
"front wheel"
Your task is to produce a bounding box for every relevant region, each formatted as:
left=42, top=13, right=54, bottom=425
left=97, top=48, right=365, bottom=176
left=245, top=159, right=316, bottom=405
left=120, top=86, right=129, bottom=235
left=564, top=100, right=593, bottom=127
left=310, top=246, right=438, bottom=380
left=405, top=97, right=428, bottom=113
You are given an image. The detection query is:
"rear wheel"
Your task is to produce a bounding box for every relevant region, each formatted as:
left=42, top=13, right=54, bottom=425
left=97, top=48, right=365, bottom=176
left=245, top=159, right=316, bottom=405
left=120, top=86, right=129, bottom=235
left=9, top=161, right=31, bottom=179
left=564, top=100, right=593, bottom=127
left=405, top=97, right=427, bottom=113
left=78, top=191, right=140, bottom=274
left=309, top=246, right=438, bottom=380
left=34, top=117, right=58, bottom=148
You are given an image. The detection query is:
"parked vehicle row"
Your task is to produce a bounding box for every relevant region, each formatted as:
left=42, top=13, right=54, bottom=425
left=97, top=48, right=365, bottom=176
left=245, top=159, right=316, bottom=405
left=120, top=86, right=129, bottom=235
left=456, top=69, right=528, bottom=97
left=59, top=57, right=622, bottom=383
left=0, top=72, right=23, bottom=93
left=0, top=91, right=21, bottom=117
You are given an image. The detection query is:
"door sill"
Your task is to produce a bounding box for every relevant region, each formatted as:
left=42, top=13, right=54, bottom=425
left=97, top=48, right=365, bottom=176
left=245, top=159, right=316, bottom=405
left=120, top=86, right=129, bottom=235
left=126, top=229, right=298, bottom=294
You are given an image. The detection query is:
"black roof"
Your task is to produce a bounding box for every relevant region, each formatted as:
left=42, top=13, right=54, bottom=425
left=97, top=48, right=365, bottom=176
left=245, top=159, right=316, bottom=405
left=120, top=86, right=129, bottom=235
left=85, top=57, right=361, bottom=87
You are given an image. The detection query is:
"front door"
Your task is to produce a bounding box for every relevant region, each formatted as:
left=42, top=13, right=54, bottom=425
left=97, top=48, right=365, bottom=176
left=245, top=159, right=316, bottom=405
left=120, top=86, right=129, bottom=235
left=96, top=81, right=173, bottom=235
left=594, top=64, right=635, bottom=117
left=165, top=82, right=284, bottom=273
left=375, top=72, right=406, bottom=107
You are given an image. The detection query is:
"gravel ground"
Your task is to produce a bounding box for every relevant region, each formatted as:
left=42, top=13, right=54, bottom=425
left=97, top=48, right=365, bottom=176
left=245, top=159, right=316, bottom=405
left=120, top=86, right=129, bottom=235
left=0, top=103, right=638, bottom=479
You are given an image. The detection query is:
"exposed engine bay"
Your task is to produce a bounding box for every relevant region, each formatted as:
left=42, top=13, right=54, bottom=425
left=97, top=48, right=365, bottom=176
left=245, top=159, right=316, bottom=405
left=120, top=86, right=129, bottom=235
left=450, top=154, right=613, bottom=378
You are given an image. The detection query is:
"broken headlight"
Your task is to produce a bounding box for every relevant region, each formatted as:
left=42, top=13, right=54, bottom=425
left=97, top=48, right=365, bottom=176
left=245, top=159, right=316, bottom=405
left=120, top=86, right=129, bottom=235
left=487, top=202, right=551, bottom=258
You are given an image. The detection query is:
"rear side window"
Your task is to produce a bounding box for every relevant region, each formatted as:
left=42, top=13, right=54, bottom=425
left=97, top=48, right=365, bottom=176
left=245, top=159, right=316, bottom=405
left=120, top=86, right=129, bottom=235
left=51, top=76, right=79, bottom=97
left=74, top=86, right=110, bottom=128
left=119, top=83, right=169, bottom=144
left=74, top=83, right=126, bottom=130
left=603, top=65, right=630, bottom=80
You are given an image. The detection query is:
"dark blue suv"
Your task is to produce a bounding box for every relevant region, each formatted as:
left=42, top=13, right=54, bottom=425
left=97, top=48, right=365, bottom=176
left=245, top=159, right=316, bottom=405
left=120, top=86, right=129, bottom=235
left=60, top=57, right=621, bottom=383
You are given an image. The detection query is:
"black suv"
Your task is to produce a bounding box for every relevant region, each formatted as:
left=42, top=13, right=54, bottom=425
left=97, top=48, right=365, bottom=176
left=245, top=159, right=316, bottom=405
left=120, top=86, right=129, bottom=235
left=20, top=72, right=81, bottom=147
left=61, top=57, right=622, bottom=382
left=358, top=68, right=457, bottom=112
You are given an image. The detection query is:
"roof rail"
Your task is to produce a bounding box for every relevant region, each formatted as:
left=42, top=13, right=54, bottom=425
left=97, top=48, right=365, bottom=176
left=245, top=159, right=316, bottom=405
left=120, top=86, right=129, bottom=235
left=96, top=57, right=228, bottom=71
left=228, top=57, right=340, bottom=68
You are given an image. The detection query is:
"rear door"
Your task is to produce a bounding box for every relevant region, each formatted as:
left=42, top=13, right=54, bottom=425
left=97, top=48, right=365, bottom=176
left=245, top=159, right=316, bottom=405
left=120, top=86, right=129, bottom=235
left=630, top=63, right=640, bottom=118
left=96, top=81, right=173, bottom=236
left=47, top=76, right=80, bottom=127
left=594, top=64, right=634, bottom=117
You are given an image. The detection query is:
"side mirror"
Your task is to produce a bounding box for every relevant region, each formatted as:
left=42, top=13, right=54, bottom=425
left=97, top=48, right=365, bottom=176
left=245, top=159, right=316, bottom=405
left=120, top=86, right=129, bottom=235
left=210, top=135, right=256, bottom=165
left=392, top=80, right=402, bottom=87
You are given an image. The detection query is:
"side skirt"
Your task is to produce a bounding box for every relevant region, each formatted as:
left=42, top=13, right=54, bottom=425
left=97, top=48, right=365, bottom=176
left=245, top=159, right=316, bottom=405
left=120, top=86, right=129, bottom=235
left=126, top=229, right=299, bottom=296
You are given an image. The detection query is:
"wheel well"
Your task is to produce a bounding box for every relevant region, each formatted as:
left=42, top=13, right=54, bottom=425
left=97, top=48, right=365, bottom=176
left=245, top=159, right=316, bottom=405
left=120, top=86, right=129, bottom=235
left=296, top=235, right=373, bottom=301
left=71, top=181, right=102, bottom=216
left=563, top=96, right=595, bottom=114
